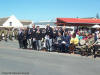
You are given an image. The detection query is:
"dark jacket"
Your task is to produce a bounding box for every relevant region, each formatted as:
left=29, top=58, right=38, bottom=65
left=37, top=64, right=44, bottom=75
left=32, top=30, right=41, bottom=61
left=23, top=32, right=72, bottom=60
left=53, top=30, right=58, bottom=39
left=57, top=36, right=64, bottom=45
left=46, top=27, right=53, bottom=39
left=18, top=32, right=24, bottom=41
left=26, top=29, right=32, bottom=39
left=41, top=29, right=46, bottom=38
left=31, top=28, right=36, bottom=38
left=35, top=29, right=42, bottom=40
left=64, top=35, right=71, bottom=46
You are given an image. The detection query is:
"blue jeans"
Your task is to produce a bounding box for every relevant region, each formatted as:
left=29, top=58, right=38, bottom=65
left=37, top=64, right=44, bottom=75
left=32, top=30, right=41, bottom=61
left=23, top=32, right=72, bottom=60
left=36, top=40, right=41, bottom=50
left=45, top=39, right=52, bottom=51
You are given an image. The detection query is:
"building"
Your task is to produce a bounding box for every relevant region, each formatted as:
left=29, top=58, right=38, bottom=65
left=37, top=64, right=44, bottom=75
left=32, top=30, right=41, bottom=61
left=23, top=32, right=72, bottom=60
left=20, top=20, right=33, bottom=28
left=57, top=18, right=100, bottom=28
left=56, top=18, right=100, bottom=26
left=34, top=21, right=56, bottom=28
left=0, top=15, right=33, bottom=28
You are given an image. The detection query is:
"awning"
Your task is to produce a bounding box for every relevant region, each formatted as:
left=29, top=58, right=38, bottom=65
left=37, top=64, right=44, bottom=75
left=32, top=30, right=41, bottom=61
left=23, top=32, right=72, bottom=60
left=57, top=18, right=100, bottom=24
left=92, top=24, right=100, bottom=28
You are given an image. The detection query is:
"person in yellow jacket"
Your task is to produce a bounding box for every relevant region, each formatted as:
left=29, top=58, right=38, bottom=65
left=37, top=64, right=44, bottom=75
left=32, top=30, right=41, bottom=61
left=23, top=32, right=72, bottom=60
left=70, top=33, right=79, bottom=45
left=69, top=33, right=79, bottom=53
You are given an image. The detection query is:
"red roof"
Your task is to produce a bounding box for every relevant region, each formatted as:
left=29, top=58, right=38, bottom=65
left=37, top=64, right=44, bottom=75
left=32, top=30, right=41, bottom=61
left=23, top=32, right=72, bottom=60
left=57, top=18, right=100, bottom=24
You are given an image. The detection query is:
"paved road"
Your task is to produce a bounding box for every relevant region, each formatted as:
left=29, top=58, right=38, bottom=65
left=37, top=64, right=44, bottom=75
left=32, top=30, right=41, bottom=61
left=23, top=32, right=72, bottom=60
left=0, top=40, right=100, bottom=75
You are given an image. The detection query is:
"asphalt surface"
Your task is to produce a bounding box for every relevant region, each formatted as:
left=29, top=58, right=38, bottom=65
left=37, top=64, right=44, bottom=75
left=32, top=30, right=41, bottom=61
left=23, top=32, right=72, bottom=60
left=0, top=40, right=100, bottom=75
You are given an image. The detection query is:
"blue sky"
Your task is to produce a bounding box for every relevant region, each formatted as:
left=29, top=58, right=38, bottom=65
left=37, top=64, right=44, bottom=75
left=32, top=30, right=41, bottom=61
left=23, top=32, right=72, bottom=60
left=0, top=0, right=100, bottom=22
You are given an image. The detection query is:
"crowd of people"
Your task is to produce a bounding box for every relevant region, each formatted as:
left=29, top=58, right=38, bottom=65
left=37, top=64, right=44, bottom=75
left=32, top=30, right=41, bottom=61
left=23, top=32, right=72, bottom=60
left=17, top=24, right=100, bottom=57
left=0, top=28, right=18, bottom=41
left=0, top=24, right=100, bottom=58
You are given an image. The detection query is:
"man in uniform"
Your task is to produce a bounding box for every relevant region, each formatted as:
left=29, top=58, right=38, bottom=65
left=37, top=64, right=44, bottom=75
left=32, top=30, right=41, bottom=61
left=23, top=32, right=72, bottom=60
left=85, top=33, right=95, bottom=56
left=14, top=29, right=18, bottom=40
left=9, top=29, right=13, bottom=40
left=4, top=28, right=8, bottom=42
left=0, top=28, right=2, bottom=41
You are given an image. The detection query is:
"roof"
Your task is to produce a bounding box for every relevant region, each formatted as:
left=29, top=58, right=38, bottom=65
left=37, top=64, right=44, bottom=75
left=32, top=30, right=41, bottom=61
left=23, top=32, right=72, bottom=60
left=34, top=21, right=56, bottom=26
left=0, top=17, right=9, bottom=26
left=20, top=20, right=32, bottom=25
left=57, top=18, right=100, bottom=24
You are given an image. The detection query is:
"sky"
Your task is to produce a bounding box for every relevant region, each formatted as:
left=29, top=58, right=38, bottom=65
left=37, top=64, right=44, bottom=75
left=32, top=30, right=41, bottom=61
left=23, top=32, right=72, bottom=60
left=0, top=0, right=100, bottom=22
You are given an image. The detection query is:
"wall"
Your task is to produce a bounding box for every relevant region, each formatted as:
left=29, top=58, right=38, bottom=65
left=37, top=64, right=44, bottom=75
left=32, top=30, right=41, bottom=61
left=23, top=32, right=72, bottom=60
left=3, top=15, right=23, bottom=28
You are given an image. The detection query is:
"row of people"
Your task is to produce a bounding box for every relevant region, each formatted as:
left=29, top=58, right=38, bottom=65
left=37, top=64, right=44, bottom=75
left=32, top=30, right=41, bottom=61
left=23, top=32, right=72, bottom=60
left=17, top=24, right=70, bottom=50
left=0, top=28, right=18, bottom=41
left=1, top=25, right=100, bottom=57
left=17, top=25, right=100, bottom=57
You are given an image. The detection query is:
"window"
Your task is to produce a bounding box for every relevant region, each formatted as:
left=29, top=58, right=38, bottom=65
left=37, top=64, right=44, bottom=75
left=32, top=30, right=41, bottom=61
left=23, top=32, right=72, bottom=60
left=9, top=22, right=12, bottom=26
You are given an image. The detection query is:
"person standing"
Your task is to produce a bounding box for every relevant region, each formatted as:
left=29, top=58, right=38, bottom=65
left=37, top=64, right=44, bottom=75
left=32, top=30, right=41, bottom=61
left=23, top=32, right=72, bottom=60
left=23, top=29, right=28, bottom=49
left=14, top=29, right=18, bottom=40
left=0, top=29, right=2, bottom=41
left=31, top=25, right=37, bottom=50
left=35, top=26, right=42, bottom=50
left=26, top=27, right=32, bottom=49
left=45, top=24, right=53, bottom=51
left=4, top=28, right=8, bottom=42
left=8, top=29, right=13, bottom=41
left=18, top=28, right=24, bottom=48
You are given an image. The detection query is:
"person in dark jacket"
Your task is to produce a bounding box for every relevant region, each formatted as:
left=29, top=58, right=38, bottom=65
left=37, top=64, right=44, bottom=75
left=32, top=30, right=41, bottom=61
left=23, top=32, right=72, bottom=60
left=26, top=27, right=32, bottom=49
left=56, top=32, right=64, bottom=52
left=63, top=32, right=71, bottom=52
left=46, top=24, right=53, bottom=39
left=31, top=25, right=37, bottom=50
left=53, top=27, right=58, bottom=40
left=18, top=29, right=24, bottom=48
left=35, top=26, right=42, bottom=50
left=45, top=24, right=53, bottom=51
left=23, top=30, right=28, bottom=49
